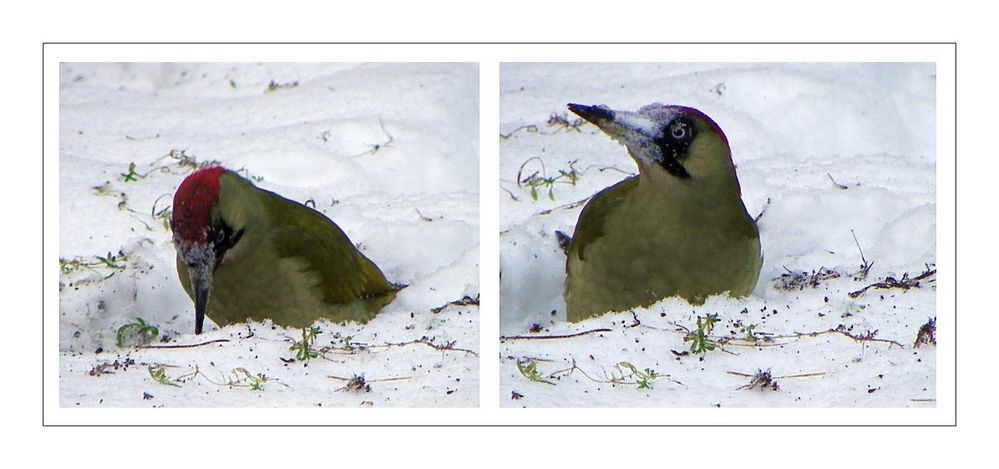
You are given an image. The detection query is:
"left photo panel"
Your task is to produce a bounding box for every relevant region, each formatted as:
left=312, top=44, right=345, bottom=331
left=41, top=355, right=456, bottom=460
left=57, top=63, right=480, bottom=407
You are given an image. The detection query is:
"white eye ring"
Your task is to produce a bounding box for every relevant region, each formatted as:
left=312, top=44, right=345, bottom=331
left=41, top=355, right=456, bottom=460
left=671, top=126, right=686, bottom=139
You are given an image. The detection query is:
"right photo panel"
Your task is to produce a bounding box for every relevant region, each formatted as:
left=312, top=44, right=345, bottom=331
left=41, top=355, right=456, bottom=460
left=499, top=62, right=936, bottom=407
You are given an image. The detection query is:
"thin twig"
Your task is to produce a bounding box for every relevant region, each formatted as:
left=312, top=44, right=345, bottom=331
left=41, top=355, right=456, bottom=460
left=381, top=338, right=479, bottom=356
left=536, top=196, right=591, bottom=216
left=500, top=124, right=540, bottom=139
left=789, top=328, right=904, bottom=348
left=319, top=336, right=479, bottom=357
left=754, top=197, right=772, bottom=224
left=328, top=375, right=411, bottom=383
left=138, top=339, right=230, bottom=349
left=349, top=117, right=395, bottom=158
left=827, top=173, right=849, bottom=190
left=727, top=370, right=827, bottom=379
left=581, top=163, right=634, bottom=176
left=501, top=328, right=612, bottom=342
left=625, top=311, right=642, bottom=328
left=851, top=229, right=873, bottom=279
left=849, top=268, right=936, bottom=298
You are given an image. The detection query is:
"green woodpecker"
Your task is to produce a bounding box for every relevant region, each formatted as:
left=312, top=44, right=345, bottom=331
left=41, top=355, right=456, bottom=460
left=564, top=103, right=762, bottom=322
left=171, top=167, right=398, bottom=334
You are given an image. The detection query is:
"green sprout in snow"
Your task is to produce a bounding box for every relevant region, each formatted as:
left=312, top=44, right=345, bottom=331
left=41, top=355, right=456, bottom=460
left=148, top=365, right=181, bottom=387
left=117, top=317, right=159, bottom=348
left=120, top=162, right=140, bottom=182
left=61, top=251, right=127, bottom=275
left=233, top=368, right=270, bottom=391
left=684, top=313, right=721, bottom=355
left=617, top=362, right=659, bottom=389
left=516, top=157, right=580, bottom=202
left=96, top=251, right=126, bottom=270
left=289, top=326, right=322, bottom=361
left=517, top=359, right=555, bottom=385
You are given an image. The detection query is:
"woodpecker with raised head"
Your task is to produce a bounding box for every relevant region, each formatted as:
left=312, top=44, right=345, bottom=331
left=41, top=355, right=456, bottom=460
left=563, top=103, right=762, bottom=322
left=171, top=167, right=398, bottom=334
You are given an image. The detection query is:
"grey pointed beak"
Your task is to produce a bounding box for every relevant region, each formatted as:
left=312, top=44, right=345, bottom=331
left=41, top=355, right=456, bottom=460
left=188, top=262, right=214, bottom=335
left=568, top=103, right=657, bottom=142
left=178, top=241, right=217, bottom=335
left=568, top=103, right=615, bottom=124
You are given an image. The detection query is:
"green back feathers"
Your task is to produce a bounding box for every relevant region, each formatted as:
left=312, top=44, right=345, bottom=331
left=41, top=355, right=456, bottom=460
left=218, top=170, right=396, bottom=306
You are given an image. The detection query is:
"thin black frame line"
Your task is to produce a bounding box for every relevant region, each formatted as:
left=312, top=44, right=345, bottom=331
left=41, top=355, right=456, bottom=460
left=952, top=42, right=957, bottom=427
left=41, top=42, right=46, bottom=427
left=41, top=42, right=957, bottom=427
left=42, top=41, right=955, bottom=45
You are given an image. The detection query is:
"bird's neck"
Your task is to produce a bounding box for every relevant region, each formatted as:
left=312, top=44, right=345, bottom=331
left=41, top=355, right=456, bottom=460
left=636, top=167, right=752, bottom=229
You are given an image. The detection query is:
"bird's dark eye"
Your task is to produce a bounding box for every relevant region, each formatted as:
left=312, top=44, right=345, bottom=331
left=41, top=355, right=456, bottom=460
left=652, top=117, right=696, bottom=178
left=668, top=118, right=694, bottom=142
left=208, top=222, right=244, bottom=269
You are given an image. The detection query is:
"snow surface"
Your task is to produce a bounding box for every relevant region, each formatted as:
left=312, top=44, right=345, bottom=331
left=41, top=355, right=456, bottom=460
left=58, top=63, right=479, bottom=407
left=499, top=63, right=936, bottom=407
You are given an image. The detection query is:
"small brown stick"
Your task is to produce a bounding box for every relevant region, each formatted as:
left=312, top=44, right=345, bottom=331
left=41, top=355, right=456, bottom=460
left=415, top=208, right=435, bottom=222
left=431, top=294, right=480, bottom=314
left=328, top=375, right=411, bottom=383
left=501, top=328, right=612, bottom=342
left=138, top=339, right=230, bottom=349
left=827, top=173, right=849, bottom=190
left=851, top=229, right=873, bottom=279
left=849, top=268, right=936, bottom=298
left=328, top=374, right=411, bottom=392
left=581, top=163, right=634, bottom=176
left=381, top=338, right=479, bottom=356
left=536, top=197, right=591, bottom=216
left=318, top=338, right=478, bottom=357
left=727, top=370, right=827, bottom=379
left=780, top=372, right=828, bottom=379
left=500, top=186, right=519, bottom=201
left=754, top=197, right=772, bottom=223
left=728, top=369, right=827, bottom=391
left=500, top=124, right=540, bottom=139
left=789, top=328, right=904, bottom=348
left=349, top=117, right=395, bottom=158
left=716, top=338, right=787, bottom=348
left=704, top=327, right=905, bottom=350
left=625, top=311, right=642, bottom=328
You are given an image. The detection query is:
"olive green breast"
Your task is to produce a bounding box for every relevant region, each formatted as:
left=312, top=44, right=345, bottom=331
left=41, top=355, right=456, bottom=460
left=565, top=175, right=761, bottom=322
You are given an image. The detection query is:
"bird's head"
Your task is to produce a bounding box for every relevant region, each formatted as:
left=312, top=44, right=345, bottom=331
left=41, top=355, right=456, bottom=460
left=171, top=166, right=244, bottom=334
left=568, top=103, right=739, bottom=193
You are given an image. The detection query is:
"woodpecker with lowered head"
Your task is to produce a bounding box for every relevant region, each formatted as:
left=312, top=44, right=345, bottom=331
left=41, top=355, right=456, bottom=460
left=171, top=167, right=398, bottom=334
left=563, top=103, right=762, bottom=322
